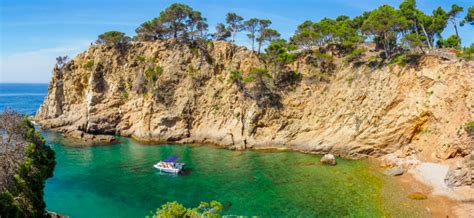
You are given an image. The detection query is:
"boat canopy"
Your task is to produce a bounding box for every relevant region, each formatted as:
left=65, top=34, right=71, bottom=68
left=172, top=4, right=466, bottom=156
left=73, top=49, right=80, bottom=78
left=163, top=156, right=179, bottom=163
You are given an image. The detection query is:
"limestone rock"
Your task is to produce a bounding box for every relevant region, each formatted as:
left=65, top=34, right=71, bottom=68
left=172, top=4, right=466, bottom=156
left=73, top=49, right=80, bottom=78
left=384, top=167, right=405, bottom=176
left=444, top=160, right=472, bottom=187
left=65, top=130, right=116, bottom=143
left=34, top=39, right=474, bottom=159
left=320, top=154, right=337, bottom=166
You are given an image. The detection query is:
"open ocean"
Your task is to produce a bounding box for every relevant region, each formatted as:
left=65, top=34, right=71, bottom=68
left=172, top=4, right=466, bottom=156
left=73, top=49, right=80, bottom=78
left=0, top=83, right=48, bottom=115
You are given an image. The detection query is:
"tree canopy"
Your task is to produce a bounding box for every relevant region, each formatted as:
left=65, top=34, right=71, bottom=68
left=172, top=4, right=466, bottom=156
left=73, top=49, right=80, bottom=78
left=135, top=3, right=207, bottom=41
left=96, top=31, right=131, bottom=45
left=461, top=6, right=474, bottom=26
left=91, top=1, right=472, bottom=61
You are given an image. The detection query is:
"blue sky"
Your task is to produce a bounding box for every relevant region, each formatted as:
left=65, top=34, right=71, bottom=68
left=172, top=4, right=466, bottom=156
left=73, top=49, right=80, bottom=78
left=1, top=0, right=473, bottom=83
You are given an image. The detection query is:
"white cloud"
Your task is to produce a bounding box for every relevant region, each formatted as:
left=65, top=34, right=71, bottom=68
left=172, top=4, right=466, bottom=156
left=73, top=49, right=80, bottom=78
left=0, top=40, right=90, bottom=83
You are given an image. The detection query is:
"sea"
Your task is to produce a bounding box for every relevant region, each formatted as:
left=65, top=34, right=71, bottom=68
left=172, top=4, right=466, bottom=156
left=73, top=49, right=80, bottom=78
left=0, top=83, right=48, bottom=115
left=0, top=83, right=428, bottom=217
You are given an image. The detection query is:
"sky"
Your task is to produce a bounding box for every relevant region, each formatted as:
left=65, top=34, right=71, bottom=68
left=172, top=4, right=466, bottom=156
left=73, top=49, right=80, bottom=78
left=1, top=0, right=473, bottom=83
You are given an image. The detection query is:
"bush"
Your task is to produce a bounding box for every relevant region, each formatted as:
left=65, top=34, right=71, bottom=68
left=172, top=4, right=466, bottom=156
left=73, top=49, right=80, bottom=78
left=249, top=68, right=271, bottom=79
left=345, top=47, right=366, bottom=62
left=0, top=111, right=55, bottom=217
left=389, top=54, right=408, bottom=67
left=121, top=91, right=129, bottom=99
left=437, top=35, right=461, bottom=49
left=458, top=44, right=474, bottom=61
left=83, top=60, right=94, bottom=70
left=465, top=121, right=474, bottom=135
left=145, top=65, right=163, bottom=82
left=150, top=201, right=223, bottom=218
left=229, top=70, right=243, bottom=82
left=136, top=55, right=146, bottom=62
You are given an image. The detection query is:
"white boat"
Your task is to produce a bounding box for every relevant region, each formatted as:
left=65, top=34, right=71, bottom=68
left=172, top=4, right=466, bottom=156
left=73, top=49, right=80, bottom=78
left=153, top=156, right=185, bottom=174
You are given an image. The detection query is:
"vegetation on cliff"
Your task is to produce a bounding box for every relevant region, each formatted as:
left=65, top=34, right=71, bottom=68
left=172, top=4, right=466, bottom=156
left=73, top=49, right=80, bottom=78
left=0, top=109, right=56, bottom=217
left=149, top=201, right=223, bottom=218
left=40, top=0, right=473, bottom=160
left=85, top=0, right=473, bottom=65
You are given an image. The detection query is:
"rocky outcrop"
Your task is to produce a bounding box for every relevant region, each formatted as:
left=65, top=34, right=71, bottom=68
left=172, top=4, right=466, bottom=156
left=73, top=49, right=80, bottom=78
left=445, top=156, right=473, bottom=187
left=35, top=39, right=474, bottom=160
left=320, top=154, right=337, bottom=165
left=384, top=167, right=405, bottom=176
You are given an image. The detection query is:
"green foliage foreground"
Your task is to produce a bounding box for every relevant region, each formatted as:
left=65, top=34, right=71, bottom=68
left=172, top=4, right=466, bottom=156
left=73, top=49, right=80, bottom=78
left=0, top=114, right=56, bottom=217
left=149, top=201, right=223, bottom=218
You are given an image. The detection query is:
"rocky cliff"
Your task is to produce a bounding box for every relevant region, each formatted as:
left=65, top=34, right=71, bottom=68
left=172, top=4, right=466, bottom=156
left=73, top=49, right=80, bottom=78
left=35, top=39, right=473, bottom=160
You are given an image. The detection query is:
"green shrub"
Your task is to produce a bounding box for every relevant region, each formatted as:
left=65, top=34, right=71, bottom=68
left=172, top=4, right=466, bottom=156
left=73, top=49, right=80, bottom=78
left=458, top=44, right=474, bottom=61
left=389, top=54, right=408, bottom=67
left=437, top=35, right=461, bottom=49
left=145, top=65, right=163, bottom=82
left=229, top=70, right=243, bottom=82
left=121, top=91, right=129, bottom=99
left=136, top=55, right=146, bottom=62
left=249, top=68, right=271, bottom=79
left=150, top=201, right=223, bottom=218
left=188, top=65, right=198, bottom=75
left=345, top=47, right=366, bottom=62
left=83, top=60, right=94, bottom=70
left=465, top=121, right=474, bottom=134
left=0, top=116, right=55, bottom=217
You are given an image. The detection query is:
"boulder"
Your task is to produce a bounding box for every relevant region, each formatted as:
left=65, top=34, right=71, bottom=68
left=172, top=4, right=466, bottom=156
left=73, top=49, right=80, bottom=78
left=444, top=160, right=472, bottom=187
left=320, top=154, right=337, bottom=166
left=384, top=167, right=405, bottom=176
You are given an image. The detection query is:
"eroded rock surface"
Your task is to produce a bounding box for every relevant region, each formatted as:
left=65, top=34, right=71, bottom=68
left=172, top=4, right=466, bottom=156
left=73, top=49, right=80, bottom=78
left=35, top=39, right=474, bottom=159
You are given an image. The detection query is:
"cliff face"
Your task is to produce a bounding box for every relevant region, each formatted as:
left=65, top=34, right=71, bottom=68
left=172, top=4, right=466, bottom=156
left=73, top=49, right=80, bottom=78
left=35, top=39, right=473, bottom=160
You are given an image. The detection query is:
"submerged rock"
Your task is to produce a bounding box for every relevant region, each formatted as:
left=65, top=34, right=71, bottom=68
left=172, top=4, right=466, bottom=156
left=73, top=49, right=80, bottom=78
left=384, top=167, right=405, bottom=176
left=320, top=154, right=337, bottom=166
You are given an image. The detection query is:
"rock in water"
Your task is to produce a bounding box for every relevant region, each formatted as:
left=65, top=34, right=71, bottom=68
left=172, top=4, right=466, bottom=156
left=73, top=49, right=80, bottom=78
left=384, top=167, right=405, bottom=176
left=320, top=154, right=337, bottom=166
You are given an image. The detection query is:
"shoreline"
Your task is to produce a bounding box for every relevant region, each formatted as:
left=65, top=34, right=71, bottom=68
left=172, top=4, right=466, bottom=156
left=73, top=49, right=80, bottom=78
left=43, top=128, right=473, bottom=216
left=407, top=162, right=474, bottom=217
left=379, top=156, right=474, bottom=218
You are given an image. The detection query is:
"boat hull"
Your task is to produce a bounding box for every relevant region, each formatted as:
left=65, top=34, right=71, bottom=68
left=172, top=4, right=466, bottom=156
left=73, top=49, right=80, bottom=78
left=153, top=163, right=184, bottom=174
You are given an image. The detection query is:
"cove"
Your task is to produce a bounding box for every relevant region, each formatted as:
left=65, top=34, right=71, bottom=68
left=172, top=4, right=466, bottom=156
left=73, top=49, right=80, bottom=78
left=43, top=131, right=427, bottom=217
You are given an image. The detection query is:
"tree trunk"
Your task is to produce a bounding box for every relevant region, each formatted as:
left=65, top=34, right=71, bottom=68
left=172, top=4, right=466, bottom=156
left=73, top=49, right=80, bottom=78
left=452, top=20, right=460, bottom=39
left=251, top=37, right=255, bottom=52
left=420, top=23, right=432, bottom=50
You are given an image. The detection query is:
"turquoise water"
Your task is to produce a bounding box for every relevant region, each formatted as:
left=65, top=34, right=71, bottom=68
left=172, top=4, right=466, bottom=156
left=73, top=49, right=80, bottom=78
left=0, top=84, right=425, bottom=217
left=42, top=133, right=425, bottom=217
